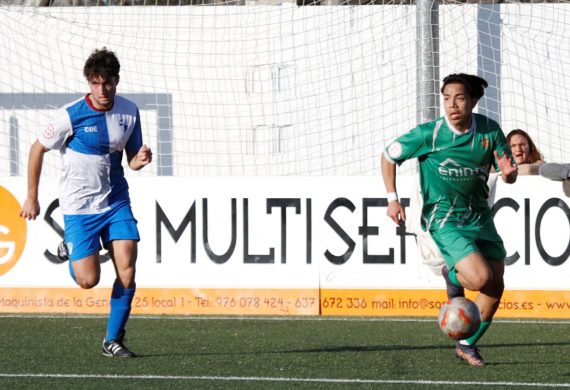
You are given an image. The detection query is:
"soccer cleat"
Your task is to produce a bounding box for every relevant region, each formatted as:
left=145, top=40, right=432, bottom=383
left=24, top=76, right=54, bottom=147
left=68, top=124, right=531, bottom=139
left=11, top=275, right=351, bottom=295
left=442, top=265, right=465, bottom=299
left=102, top=330, right=136, bottom=358
left=455, top=343, right=486, bottom=367
left=539, top=163, right=570, bottom=181
left=57, top=241, right=69, bottom=262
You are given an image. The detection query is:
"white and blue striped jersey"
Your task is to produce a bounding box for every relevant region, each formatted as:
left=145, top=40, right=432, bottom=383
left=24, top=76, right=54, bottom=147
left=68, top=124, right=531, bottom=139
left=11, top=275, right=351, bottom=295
left=38, top=95, right=142, bottom=215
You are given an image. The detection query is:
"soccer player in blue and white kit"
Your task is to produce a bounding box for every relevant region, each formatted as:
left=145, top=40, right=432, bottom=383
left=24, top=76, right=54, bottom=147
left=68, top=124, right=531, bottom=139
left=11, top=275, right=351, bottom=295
left=20, top=48, right=152, bottom=358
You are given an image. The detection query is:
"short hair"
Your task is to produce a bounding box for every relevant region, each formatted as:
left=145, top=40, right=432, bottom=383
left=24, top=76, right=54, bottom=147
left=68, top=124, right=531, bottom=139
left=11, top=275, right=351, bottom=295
left=83, top=47, right=120, bottom=81
left=507, top=129, right=544, bottom=164
left=441, top=73, right=488, bottom=100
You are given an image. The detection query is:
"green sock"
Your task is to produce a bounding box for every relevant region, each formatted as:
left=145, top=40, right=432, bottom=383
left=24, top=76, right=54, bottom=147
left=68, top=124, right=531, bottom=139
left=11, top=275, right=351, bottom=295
left=449, top=267, right=462, bottom=288
left=463, top=320, right=491, bottom=345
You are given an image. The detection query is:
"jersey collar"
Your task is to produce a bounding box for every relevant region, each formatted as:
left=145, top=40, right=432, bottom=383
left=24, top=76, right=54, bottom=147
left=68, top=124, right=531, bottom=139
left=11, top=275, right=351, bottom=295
left=85, top=94, right=114, bottom=112
left=444, top=114, right=477, bottom=136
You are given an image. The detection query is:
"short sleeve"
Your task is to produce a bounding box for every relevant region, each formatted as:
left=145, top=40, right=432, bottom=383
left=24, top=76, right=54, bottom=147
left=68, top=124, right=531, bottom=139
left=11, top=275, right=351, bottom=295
left=384, top=127, right=427, bottom=165
left=37, top=108, right=73, bottom=151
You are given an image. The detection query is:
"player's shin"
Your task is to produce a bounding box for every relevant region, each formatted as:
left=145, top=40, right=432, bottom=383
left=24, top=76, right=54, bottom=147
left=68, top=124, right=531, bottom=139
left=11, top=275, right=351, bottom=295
left=460, top=320, right=491, bottom=346
left=105, top=280, right=136, bottom=342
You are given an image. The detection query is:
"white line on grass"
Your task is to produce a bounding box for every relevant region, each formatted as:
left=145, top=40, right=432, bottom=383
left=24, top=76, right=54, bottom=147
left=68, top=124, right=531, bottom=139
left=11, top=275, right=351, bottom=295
left=1, top=313, right=570, bottom=324
left=0, top=373, right=568, bottom=387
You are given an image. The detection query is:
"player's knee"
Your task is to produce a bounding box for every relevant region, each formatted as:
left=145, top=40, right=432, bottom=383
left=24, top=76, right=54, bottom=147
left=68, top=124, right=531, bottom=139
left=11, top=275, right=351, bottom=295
left=116, top=268, right=135, bottom=288
left=471, top=279, right=486, bottom=291
left=469, top=271, right=492, bottom=291
left=76, top=274, right=100, bottom=289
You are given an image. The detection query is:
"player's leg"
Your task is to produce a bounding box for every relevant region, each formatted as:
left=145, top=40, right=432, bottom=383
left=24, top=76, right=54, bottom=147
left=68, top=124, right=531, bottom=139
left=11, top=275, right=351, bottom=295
left=454, top=218, right=506, bottom=367
left=474, top=260, right=504, bottom=320
left=100, top=203, right=140, bottom=358
left=449, top=252, right=492, bottom=367
left=454, top=259, right=504, bottom=367
left=109, top=239, right=137, bottom=288
left=64, top=214, right=104, bottom=288
left=453, top=252, right=492, bottom=292
left=106, top=239, right=137, bottom=340
left=431, top=228, right=480, bottom=299
left=101, top=238, right=137, bottom=358
left=441, top=264, right=464, bottom=299
left=70, top=254, right=101, bottom=289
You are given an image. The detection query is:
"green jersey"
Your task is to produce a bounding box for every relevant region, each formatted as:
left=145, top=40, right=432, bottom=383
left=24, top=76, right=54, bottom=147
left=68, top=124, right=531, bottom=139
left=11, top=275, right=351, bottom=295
left=385, top=114, right=512, bottom=231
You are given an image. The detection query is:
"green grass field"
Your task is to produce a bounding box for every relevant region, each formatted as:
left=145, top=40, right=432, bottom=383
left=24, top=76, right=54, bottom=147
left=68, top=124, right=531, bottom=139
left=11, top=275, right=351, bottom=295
left=1, top=315, right=569, bottom=389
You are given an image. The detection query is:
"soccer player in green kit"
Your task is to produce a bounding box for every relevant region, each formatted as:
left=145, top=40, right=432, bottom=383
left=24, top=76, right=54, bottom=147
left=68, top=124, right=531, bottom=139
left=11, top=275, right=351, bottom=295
left=381, top=73, right=518, bottom=366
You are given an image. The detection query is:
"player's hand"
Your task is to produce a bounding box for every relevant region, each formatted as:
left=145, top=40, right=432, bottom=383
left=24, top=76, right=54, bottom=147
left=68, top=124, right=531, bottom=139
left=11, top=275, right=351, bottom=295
left=20, top=197, right=40, bottom=220
left=494, top=150, right=517, bottom=182
left=386, top=200, right=406, bottom=225
left=137, top=144, right=152, bottom=166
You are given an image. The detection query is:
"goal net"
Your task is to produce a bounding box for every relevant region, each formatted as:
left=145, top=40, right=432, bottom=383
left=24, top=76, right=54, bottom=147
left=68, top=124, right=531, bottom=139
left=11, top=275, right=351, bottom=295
left=0, top=0, right=569, bottom=177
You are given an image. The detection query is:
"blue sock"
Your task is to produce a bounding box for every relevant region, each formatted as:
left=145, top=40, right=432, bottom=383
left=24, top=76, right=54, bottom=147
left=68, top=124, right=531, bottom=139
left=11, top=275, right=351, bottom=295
left=105, top=280, right=136, bottom=342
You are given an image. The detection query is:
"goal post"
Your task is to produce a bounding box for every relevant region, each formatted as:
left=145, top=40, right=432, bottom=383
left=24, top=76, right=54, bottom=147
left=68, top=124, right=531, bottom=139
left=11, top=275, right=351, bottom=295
left=1, top=1, right=569, bottom=177
left=416, top=0, right=439, bottom=125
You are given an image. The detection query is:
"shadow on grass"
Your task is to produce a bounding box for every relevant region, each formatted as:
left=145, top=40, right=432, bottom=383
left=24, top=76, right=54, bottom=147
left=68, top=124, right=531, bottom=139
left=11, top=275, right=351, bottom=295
left=138, top=340, right=570, bottom=360
left=277, top=340, right=570, bottom=354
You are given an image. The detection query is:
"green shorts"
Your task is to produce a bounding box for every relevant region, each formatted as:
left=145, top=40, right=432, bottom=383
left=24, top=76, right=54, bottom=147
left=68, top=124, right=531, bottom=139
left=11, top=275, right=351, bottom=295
left=429, top=213, right=506, bottom=270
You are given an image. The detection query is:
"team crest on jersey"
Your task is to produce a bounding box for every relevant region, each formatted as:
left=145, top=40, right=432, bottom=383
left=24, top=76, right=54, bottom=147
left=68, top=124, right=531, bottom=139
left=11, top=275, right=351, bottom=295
left=43, top=125, right=54, bottom=139
left=387, top=142, right=403, bottom=158
left=118, top=118, right=128, bottom=133
left=480, top=138, right=490, bottom=149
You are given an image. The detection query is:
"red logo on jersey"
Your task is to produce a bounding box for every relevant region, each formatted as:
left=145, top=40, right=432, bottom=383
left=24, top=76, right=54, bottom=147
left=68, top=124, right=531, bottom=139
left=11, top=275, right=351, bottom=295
left=480, top=138, right=490, bottom=149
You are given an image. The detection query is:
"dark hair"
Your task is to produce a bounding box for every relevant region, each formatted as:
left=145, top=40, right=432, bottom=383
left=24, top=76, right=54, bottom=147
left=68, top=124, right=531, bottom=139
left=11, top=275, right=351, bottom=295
left=83, top=47, right=120, bottom=81
left=441, top=73, right=488, bottom=100
left=507, top=129, right=544, bottom=164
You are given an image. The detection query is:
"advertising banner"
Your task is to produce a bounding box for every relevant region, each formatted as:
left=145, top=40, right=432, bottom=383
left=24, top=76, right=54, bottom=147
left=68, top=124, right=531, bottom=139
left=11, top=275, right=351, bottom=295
left=1, top=176, right=569, bottom=317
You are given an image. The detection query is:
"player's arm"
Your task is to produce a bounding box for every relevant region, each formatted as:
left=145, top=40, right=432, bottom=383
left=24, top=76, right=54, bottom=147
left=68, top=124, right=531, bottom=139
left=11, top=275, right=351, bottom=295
left=493, top=128, right=518, bottom=183
left=381, top=126, right=427, bottom=225
left=381, top=153, right=406, bottom=224
left=126, top=109, right=152, bottom=171
left=127, top=144, right=152, bottom=171
left=494, top=150, right=518, bottom=184
left=20, top=139, right=49, bottom=220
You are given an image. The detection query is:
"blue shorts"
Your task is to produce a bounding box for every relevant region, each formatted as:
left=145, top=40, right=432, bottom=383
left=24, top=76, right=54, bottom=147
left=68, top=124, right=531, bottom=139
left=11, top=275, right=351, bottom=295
left=63, top=201, right=140, bottom=261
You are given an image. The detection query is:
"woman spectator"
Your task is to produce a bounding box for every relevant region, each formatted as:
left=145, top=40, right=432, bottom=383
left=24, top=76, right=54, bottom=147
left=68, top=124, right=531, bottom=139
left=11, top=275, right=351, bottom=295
left=507, top=129, right=544, bottom=175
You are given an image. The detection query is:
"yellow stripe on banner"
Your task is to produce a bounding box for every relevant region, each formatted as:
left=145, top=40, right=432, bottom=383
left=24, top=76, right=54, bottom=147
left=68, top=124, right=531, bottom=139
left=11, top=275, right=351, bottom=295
left=1, top=288, right=570, bottom=318
left=320, top=289, right=448, bottom=317
left=320, top=289, right=570, bottom=318
left=0, top=288, right=319, bottom=315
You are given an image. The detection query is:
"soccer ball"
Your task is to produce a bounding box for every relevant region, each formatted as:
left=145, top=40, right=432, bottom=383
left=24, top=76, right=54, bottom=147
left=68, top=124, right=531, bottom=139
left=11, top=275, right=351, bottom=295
left=438, top=297, right=481, bottom=340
